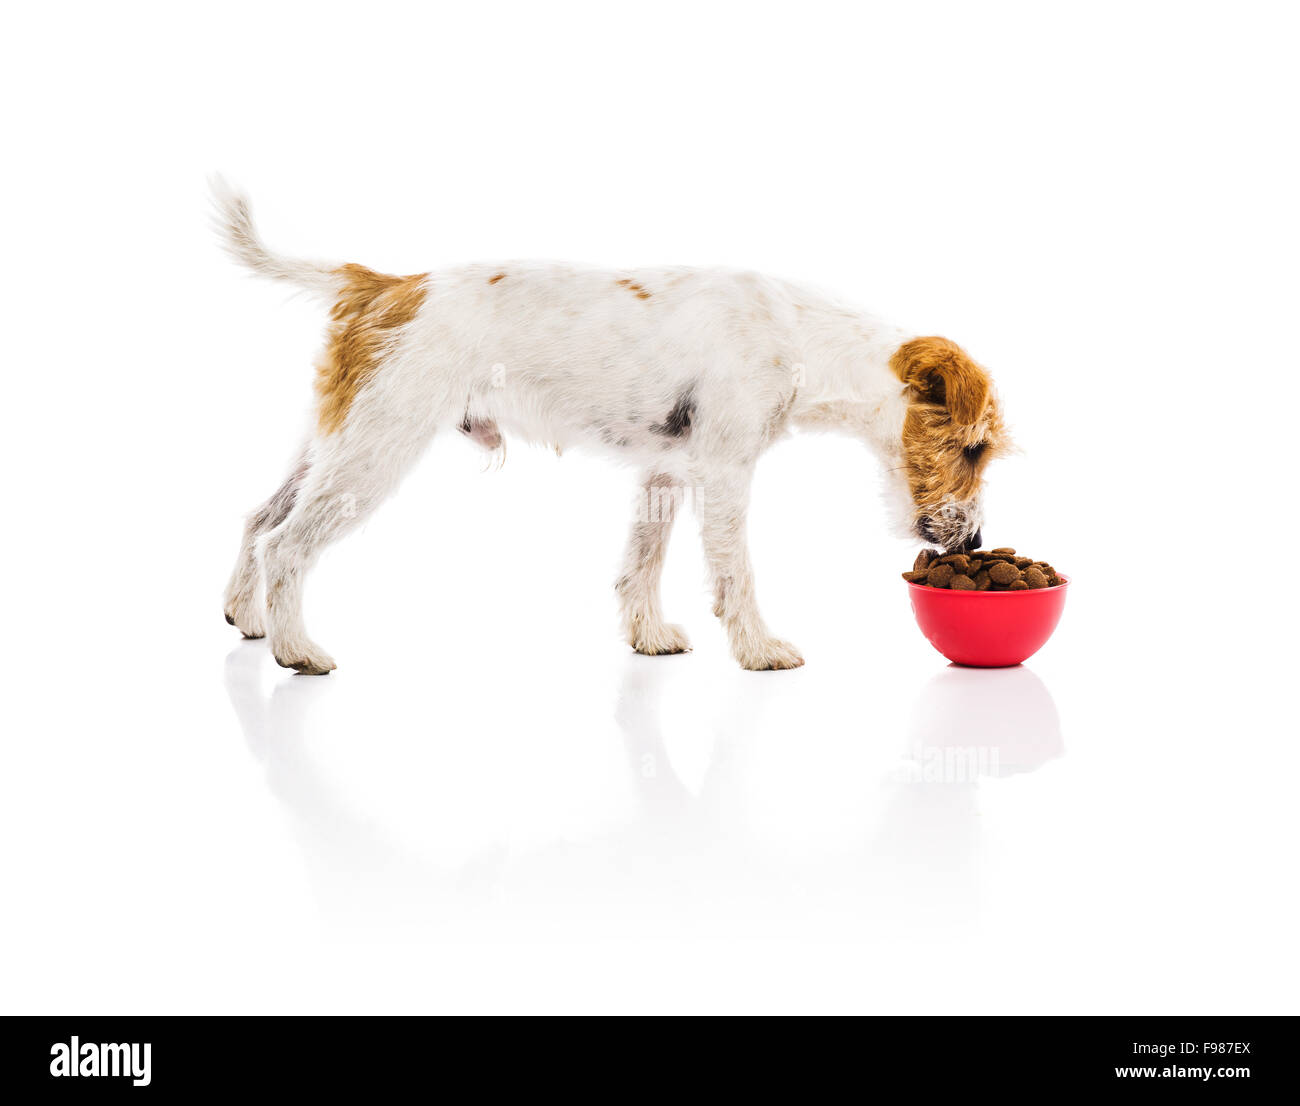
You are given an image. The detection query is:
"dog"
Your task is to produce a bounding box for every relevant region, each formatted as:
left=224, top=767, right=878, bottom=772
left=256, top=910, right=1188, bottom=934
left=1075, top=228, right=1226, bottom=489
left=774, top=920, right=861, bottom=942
left=215, top=182, right=1008, bottom=673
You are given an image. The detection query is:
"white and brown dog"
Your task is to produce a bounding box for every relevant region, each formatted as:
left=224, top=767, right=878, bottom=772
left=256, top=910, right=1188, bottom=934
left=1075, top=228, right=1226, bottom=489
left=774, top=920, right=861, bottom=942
left=217, top=183, right=1008, bottom=673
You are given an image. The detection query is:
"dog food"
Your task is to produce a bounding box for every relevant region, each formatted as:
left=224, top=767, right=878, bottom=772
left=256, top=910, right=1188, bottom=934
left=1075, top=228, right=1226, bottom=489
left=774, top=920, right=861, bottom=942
left=902, top=547, right=1063, bottom=591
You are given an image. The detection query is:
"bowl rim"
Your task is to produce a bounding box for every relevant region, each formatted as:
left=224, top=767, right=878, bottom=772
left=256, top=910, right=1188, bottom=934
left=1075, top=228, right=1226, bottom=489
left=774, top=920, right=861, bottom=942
left=906, top=573, right=1070, bottom=596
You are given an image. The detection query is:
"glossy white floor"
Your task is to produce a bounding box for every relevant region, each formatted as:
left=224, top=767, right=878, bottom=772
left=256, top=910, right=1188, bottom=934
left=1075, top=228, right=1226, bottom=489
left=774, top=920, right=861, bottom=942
left=3, top=2, right=1297, bottom=1015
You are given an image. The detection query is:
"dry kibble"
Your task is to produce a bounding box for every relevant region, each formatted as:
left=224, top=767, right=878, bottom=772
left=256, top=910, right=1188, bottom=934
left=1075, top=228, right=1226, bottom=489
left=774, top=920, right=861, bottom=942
left=906, top=546, right=1065, bottom=591
left=926, top=563, right=955, bottom=587
left=1023, top=566, right=1049, bottom=589
left=988, top=561, right=1020, bottom=586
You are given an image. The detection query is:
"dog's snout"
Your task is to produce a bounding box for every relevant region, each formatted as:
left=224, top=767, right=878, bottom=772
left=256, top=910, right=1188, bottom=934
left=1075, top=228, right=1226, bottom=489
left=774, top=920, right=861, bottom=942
left=917, top=514, right=982, bottom=553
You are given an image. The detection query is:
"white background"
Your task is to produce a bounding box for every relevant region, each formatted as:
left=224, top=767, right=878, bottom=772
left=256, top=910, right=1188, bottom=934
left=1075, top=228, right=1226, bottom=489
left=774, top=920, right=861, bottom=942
left=2, top=1, right=1297, bottom=1014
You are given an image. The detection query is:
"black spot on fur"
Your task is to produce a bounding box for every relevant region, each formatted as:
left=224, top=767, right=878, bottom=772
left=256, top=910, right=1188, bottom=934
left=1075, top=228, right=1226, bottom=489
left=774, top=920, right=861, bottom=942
left=459, top=413, right=472, bottom=435
left=651, top=386, right=696, bottom=438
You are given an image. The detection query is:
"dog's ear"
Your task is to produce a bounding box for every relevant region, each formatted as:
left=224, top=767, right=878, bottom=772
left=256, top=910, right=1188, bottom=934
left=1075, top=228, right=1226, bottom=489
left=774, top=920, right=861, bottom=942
left=890, top=337, right=990, bottom=426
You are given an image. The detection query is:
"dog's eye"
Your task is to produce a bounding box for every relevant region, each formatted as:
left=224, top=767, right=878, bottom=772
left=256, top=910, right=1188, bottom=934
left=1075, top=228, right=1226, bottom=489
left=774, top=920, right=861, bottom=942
left=962, top=442, right=988, bottom=463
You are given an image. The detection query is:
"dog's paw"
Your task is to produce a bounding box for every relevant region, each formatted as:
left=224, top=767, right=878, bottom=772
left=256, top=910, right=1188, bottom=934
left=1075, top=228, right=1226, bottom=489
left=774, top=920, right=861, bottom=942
left=223, top=602, right=266, bottom=640
left=632, top=622, right=692, bottom=656
left=272, top=638, right=336, bottom=676
left=736, top=637, right=805, bottom=671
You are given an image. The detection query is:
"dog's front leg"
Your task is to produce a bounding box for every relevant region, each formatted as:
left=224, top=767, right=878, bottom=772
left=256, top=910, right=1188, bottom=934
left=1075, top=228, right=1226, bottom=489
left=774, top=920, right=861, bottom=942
left=616, top=472, right=691, bottom=655
left=695, top=465, right=804, bottom=671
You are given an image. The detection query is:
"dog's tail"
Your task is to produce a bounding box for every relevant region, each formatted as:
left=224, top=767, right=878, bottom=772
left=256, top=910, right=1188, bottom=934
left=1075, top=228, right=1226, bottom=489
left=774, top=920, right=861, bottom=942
left=210, top=176, right=343, bottom=299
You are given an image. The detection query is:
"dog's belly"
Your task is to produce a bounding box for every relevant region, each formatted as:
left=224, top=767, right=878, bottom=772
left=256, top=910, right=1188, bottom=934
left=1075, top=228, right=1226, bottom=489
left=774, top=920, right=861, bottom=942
left=458, top=409, right=663, bottom=463
left=456, top=368, right=700, bottom=465
left=492, top=406, right=684, bottom=466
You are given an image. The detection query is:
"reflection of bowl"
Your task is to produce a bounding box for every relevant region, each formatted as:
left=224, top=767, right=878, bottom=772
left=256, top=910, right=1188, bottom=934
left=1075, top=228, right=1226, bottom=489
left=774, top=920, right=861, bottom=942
left=909, top=665, right=1064, bottom=774
left=907, top=576, right=1069, bottom=667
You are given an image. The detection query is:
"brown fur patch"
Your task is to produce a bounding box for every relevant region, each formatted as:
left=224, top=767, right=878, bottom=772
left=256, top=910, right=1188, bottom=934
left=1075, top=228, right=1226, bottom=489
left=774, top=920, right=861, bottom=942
left=616, top=278, right=651, bottom=299
left=315, top=264, right=428, bottom=434
left=487, top=272, right=506, bottom=284
left=889, top=336, right=1008, bottom=516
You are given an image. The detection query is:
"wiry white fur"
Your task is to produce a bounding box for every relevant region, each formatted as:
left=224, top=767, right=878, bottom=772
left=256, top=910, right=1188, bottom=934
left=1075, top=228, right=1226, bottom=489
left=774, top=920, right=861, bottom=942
left=218, top=185, right=964, bottom=673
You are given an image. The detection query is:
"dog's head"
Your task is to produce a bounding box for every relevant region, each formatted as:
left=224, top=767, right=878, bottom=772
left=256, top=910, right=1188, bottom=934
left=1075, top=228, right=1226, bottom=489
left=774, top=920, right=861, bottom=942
left=889, top=336, right=1008, bottom=552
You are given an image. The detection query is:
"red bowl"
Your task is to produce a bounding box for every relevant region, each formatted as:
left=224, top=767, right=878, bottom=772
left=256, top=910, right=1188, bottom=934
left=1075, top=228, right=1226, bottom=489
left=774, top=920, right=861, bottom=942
left=907, top=575, right=1069, bottom=667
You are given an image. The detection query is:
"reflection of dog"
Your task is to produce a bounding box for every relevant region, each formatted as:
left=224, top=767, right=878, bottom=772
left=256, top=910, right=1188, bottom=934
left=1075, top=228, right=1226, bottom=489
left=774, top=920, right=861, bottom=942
left=216, top=182, right=1010, bottom=673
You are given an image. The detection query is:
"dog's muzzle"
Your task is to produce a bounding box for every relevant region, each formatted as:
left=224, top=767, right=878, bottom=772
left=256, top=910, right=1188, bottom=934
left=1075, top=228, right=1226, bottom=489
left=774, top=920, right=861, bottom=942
left=917, top=516, right=982, bottom=553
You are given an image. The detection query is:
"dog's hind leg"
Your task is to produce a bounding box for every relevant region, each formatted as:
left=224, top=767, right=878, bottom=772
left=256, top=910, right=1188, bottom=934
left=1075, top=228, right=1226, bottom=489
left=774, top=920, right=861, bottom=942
left=616, top=471, right=691, bottom=656
left=257, top=405, right=439, bottom=674
left=694, top=463, right=804, bottom=671
left=224, top=449, right=310, bottom=638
